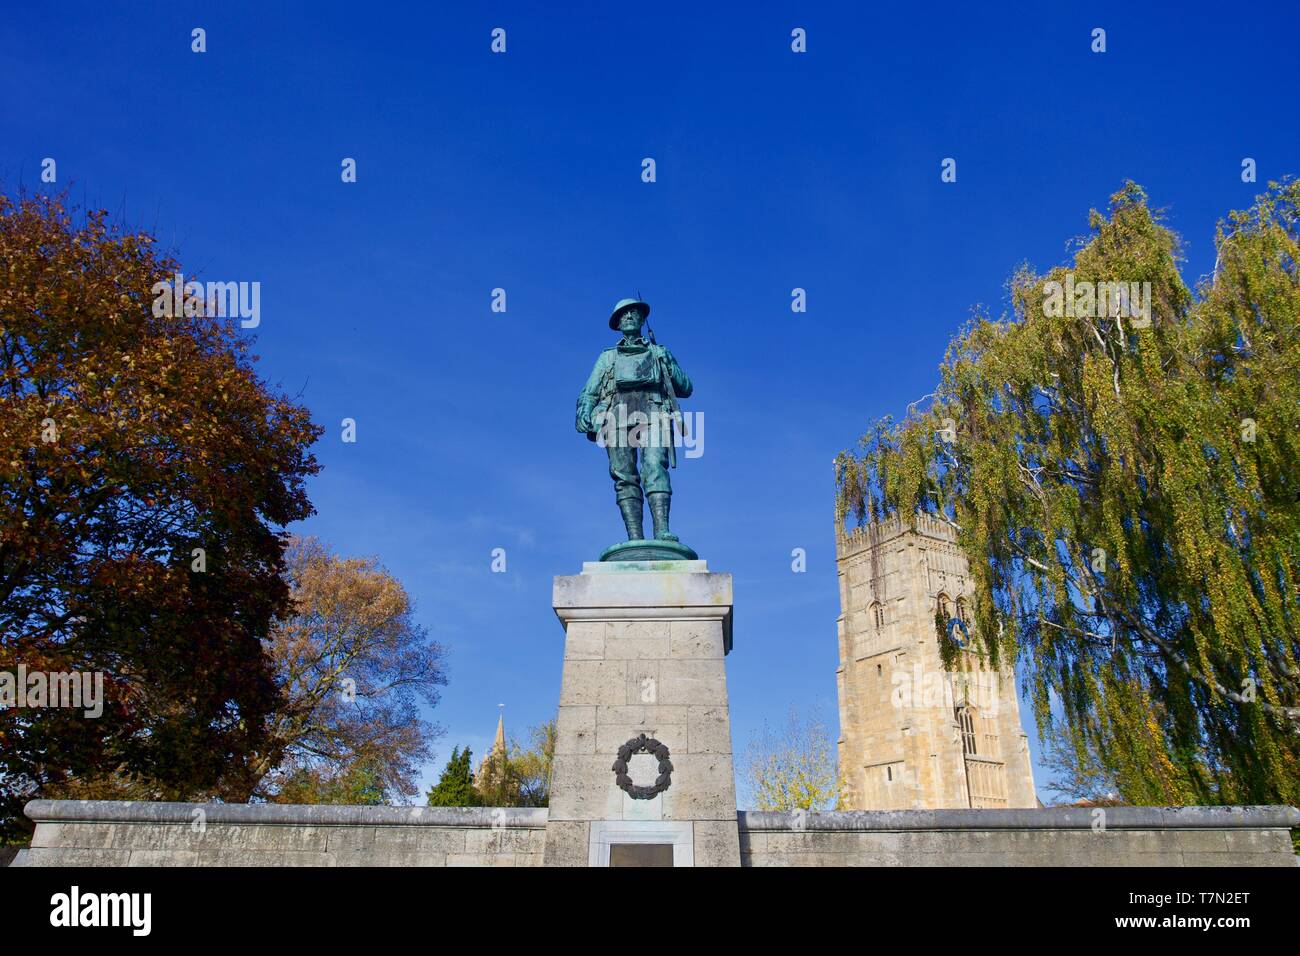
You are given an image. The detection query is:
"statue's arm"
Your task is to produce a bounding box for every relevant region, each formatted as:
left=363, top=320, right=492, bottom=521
left=661, top=348, right=693, bottom=399
left=576, top=352, right=610, bottom=433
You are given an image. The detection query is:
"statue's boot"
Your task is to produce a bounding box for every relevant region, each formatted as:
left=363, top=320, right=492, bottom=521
left=648, top=492, right=678, bottom=541
left=619, top=498, right=645, bottom=541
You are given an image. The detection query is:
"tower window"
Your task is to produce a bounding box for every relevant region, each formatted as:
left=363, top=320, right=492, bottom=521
left=870, top=601, right=884, bottom=629
left=937, top=592, right=952, bottom=620
left=956, top=707, right=977, bottom=755
left=956, top=597, right=969, bottom=623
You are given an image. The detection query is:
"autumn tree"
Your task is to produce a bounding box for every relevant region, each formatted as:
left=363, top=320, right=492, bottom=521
left=836, top=180, right=1300, bottom=806
left=426, top=746, right=480, bottom=807
left=741, top=708, right=841, bottom=811
left=250, top=536, right=447, bottom=803
left=1040, top=720, right=1122, bottom=806
left=0, top=193, right=321, bottom=838
left=273, top=756, right=387, bottom=806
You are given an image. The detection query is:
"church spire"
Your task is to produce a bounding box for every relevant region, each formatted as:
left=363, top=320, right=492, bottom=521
left=491, top=710, right=505, bottom=755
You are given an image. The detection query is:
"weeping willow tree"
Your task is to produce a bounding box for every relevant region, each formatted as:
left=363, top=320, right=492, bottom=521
left=836, top=180, right=1300, bottom=806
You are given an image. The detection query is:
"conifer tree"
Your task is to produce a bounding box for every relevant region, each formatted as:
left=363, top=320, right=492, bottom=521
left=426, top=747, right=480, bottom=807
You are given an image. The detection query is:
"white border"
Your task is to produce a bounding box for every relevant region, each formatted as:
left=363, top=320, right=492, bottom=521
left=588, top=820, right=694, bottom=867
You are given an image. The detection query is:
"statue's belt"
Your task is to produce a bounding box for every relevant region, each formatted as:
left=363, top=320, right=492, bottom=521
left=601, top=393, right=672, bottom=423
left=610, top=389, right=668, bottom=401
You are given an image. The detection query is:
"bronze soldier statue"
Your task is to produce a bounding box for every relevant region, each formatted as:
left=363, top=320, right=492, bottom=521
left=575, top=298, right=697, bottom=560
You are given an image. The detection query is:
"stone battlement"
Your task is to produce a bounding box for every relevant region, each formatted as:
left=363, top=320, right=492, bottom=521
left=836, top=512, right=957, bottom=559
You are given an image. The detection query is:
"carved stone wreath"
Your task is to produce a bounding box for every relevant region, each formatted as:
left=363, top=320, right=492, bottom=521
left=611, top=733, right=673, bottom=800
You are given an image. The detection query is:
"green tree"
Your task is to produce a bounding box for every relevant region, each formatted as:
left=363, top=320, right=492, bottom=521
left=0, top=193, right=321, bottom=839
left=511, top=719, right=556, bottom=808
left=272, top=757, right=387, bottom=806
left=1039, top=719, right=1122, bottom=806
left=741, top=708, right=841, bottom=811
left=474, top=745, right=513, bottom=807
left=837, top=179, right=1300, bottom=806
left=473, top=719, right=556, bottom=807
left=426, top=746, right=480, bottom=807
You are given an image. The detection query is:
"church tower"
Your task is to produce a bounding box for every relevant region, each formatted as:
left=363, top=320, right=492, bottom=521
left=475, top=712, right=509, bottom=801
left=835, top=513, right=1037, bottom=809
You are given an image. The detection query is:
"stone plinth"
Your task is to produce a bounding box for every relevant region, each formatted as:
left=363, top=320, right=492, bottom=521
left=545, top=560, right=740, bottom=866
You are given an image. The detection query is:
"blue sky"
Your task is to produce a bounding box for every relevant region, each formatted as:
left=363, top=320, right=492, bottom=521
left=5, top=1, right=1297, bottom=804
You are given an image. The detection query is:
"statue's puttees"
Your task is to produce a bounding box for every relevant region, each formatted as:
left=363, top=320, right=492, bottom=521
left=575, top=298, right=697, bottom=561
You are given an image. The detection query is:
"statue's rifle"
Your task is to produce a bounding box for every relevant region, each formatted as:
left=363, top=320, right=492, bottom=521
left=645, top=315, right=679, bottom=470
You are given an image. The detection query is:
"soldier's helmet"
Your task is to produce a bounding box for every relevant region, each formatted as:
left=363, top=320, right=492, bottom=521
left=608, top=298, right=650, bottom=330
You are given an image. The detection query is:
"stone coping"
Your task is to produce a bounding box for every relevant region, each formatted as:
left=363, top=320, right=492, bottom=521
left=582, top=560, right=709, bottom=574
left=738, top=806, right=1300, bottom=831
left=553, top=564, right=735, bottom=654
left=553, top=569, right=732, bottom=610
left=25, top=802, right=1298, bottom=832
left=24, top=800, right=548, bottom=828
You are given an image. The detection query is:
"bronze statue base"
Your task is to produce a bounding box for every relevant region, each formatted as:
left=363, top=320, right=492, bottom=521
left=599, top=539, right=699, bottom=562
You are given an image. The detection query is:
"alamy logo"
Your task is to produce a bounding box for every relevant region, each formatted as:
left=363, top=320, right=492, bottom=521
left=49, top=886, right=151, bottom=936
left=890, top=662, right=1001, bottom=716
left=0, top=665, right=104, bottom=717
left=151, top=271, right=261, bottom=328
left=593, top=407, right=705, bottom=458
left=1041, top=274, right=1151, bottom=327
